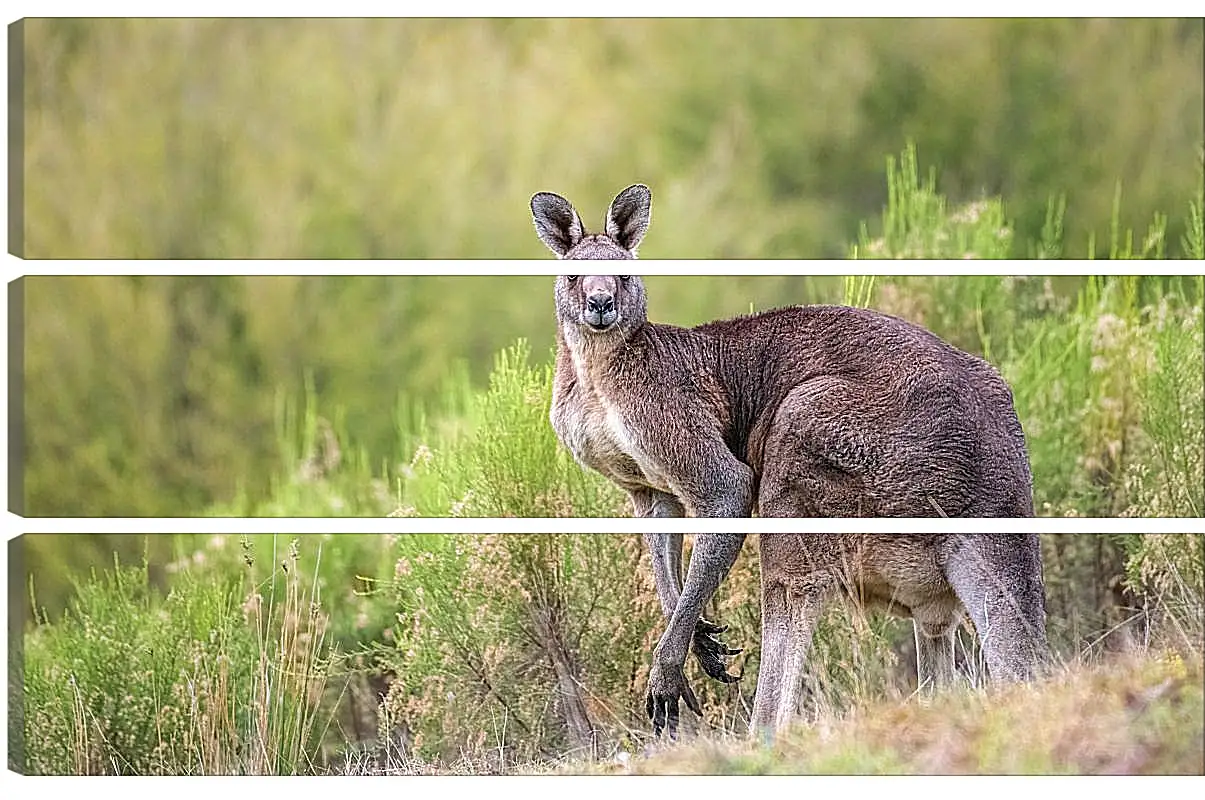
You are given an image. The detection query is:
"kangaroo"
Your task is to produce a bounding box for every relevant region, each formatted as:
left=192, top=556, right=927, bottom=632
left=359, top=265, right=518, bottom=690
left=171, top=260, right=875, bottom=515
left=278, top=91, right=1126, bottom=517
left=530, top=185, right=1048, bottom=738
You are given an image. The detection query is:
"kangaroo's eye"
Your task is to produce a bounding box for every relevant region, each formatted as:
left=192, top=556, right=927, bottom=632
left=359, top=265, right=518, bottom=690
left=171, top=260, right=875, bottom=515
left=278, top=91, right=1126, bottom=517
left=618, top=275, right=631, bottom=283
left=565, top=276, right=578, bottom=285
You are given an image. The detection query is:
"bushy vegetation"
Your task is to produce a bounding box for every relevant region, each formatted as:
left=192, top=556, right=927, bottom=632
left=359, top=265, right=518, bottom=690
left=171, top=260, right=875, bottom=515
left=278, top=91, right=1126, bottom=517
left=394, top=344, right=624, bottom=519
left=18, top=532, right=1205, bottom=774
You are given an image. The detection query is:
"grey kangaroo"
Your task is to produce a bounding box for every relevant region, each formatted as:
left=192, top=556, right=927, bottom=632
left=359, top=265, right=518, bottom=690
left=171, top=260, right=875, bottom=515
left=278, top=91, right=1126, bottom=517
left=530, top=184, right=1049, bottom=738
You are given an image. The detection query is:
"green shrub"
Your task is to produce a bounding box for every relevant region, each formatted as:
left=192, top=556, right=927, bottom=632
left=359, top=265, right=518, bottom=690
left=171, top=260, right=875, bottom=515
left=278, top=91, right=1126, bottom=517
left=850, top=143, right=1013, bottom=259
left=399, top=341, right=625, bottom=518
left=376, top=534, right=651, bottom=764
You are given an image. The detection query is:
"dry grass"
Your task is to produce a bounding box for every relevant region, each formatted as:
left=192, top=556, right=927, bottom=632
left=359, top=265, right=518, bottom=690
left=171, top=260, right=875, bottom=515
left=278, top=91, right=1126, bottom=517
left=593, top=652, right=1204, bottom=776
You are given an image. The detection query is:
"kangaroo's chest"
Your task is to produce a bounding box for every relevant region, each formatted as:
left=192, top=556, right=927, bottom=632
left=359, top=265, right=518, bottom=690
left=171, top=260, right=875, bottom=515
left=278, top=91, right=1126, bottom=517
left=551, top=378, right=672, bottom=494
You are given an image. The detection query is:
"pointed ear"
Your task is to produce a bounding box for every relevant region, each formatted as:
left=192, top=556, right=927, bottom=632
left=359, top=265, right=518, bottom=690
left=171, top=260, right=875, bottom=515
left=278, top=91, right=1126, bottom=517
left=605, top=184, right=651, bottom=253
left=531, top=192, right=585, bottom=257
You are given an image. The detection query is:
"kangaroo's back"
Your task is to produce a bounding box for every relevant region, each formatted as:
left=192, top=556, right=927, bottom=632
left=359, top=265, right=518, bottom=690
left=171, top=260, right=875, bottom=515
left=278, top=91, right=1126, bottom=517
left=691, top=304, right=1033, bottom=517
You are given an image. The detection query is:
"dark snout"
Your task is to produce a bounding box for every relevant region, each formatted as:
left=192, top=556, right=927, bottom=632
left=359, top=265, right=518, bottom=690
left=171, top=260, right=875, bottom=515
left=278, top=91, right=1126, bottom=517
left=584, top=291, right=617, bottom=330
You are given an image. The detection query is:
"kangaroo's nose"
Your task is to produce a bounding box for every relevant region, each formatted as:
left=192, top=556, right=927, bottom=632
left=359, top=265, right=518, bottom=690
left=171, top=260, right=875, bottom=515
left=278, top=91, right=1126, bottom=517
left=586, top=293, right=615, bottom=315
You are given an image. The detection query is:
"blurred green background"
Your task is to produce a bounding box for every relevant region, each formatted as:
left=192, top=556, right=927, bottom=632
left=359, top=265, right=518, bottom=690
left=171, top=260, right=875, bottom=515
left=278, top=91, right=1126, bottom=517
left=17, top=18, right=1204, bottom=258
left=13, top=17, right=1205, bottom=518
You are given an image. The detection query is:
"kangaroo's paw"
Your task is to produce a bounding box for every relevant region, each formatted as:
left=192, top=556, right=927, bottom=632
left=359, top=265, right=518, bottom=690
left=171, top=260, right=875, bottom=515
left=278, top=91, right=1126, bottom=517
left=645, top=660, right=701, bottom=740
left=692, top=618, right=743, bottom=683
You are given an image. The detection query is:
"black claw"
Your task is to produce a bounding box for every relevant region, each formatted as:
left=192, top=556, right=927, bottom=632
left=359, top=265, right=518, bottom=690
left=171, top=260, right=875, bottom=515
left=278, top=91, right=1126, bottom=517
left=694, top=645, right=737, bottom=679
left=646, top=662, right=704, bottom=740
left=699, top=651, right=742, bottom=682
left=696, top=637, right=742, bottom=658
left=693, top=623, right=743, bottom=684
left=682, top=683, right=701, bottom=717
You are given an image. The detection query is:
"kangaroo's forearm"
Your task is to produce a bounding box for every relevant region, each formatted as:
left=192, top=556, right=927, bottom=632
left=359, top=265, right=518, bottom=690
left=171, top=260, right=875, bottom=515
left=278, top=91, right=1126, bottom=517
left=633, top=490, right=686, bottom=620
left=642, top=533, right=684, bottom=619
left=653, top=533, right=746, bottom=665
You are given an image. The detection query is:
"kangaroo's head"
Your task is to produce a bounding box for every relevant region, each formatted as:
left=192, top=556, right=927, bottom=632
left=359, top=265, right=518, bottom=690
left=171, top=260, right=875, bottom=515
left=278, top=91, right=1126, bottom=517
left=553, top=273, right=648, bottom=338
left=533, top=184, right=651, bottom=338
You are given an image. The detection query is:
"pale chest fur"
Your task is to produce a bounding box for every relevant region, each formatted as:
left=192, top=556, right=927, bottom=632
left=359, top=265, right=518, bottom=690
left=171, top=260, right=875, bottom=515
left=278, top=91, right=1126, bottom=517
left=550, top=344, right=672, bottom=494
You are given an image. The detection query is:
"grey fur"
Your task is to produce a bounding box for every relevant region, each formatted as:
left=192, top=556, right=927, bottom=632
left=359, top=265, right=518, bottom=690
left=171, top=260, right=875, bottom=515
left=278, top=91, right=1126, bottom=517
left=531, top=185, right=1049, bottom=739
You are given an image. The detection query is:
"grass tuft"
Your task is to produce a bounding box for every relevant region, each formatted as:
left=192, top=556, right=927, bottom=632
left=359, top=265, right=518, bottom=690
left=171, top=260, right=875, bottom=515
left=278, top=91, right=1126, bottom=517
left=22, top=537, right=336, bottom=775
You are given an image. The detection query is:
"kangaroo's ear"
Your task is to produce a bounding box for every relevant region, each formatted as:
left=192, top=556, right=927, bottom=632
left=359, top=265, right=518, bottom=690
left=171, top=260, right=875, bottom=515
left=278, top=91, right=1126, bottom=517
left=531, top=192, right=585, bottom=257
left=605, top=184, right=651, bottom=253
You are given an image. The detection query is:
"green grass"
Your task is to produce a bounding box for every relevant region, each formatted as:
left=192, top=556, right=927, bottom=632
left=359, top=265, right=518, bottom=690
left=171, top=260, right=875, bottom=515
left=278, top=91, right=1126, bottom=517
left=22, top=538, right=338, bottom=775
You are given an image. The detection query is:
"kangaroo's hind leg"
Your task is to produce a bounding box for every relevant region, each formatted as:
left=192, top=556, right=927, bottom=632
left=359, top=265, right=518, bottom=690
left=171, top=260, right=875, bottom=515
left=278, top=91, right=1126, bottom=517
left=774, top=579, right=831, bottom=732
left=911, top=606, right=960, bottom=693
left=939, top=534, right=1049, bottom=683
left=752, top=535, right=835, bottom=737
left=750, top=576, right=789, bottom=737
left=755, top=379, right=897, bottom=518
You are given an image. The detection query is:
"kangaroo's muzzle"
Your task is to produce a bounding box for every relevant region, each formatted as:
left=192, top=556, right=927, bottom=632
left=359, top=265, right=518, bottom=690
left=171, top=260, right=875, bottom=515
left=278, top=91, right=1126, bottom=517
left=584, top=292, right=618, bottom=330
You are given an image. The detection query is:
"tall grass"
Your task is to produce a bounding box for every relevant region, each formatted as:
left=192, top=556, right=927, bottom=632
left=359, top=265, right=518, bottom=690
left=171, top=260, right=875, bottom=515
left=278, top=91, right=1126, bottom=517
left=22, top=537, right=335, bottom=774
left=850, top=144, right=1012, bottom=259
left=1126, top=534, right=1205, bottom=652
